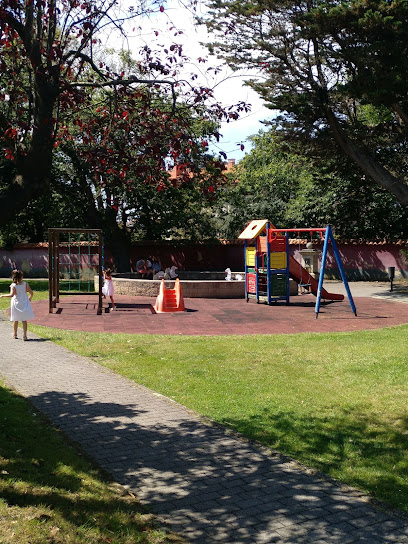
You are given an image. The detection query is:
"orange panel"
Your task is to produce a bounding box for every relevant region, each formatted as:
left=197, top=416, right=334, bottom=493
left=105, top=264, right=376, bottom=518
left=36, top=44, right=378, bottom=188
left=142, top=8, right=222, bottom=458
left=257, top=236, right=268, bottom=253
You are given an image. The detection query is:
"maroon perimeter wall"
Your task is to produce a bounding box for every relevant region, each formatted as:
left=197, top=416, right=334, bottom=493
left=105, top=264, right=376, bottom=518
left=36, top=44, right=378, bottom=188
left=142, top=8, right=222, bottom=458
left=0, top=240, right=407, bottom=281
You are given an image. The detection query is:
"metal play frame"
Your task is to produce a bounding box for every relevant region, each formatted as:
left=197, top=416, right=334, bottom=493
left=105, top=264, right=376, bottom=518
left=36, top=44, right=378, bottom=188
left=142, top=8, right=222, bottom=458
left=239, top=221, right=356, bottom=318
left=271, top=226, right=356, bottom=317
left=48, top=228, right=103, bottom=315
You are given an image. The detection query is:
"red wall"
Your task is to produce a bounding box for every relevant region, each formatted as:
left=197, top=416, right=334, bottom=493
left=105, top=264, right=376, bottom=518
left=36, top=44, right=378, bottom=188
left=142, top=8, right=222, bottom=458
left=1, top=240, right=407, bottom=280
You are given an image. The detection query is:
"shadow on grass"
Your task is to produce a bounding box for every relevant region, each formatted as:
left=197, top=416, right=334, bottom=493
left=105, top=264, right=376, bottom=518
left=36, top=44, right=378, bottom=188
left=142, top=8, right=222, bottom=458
left=0, top=385, right=171, bottom=543
left=2, top=385, right=406, bottom=543
left=221, top=407, right=408, bottom=512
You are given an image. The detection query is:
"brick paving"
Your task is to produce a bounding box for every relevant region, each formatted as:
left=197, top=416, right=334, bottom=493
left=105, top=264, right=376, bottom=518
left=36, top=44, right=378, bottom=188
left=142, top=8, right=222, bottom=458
left=1, top=285, right=408, bottom=542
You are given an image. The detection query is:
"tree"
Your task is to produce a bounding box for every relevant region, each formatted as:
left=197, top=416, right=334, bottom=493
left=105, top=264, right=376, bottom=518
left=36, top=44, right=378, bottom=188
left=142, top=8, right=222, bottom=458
left=215, top=130, right=408, bottom=240
left=0, top=0, right=246, bottom=228
left=200, top=0, right=408, bottom=205
left=213, top=131, right=304, bottom=238
left=57, top=83, right=229, bottom=270
left=0, top=148, right=93, bottom=248
left=0, top=41, right=233, bottom=267
left=0, top=0, right=251, bottom=270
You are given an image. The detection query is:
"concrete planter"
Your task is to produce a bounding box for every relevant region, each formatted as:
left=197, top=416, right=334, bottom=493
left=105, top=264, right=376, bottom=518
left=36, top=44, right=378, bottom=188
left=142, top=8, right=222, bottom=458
left=95, top=275, right=245, bottom=298
left=95, top=273, right=298, bottom=298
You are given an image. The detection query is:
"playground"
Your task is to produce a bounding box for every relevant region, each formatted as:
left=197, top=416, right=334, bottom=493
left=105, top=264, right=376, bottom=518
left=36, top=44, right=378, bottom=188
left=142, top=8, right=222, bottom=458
left=2, top=227, right=408, bottom=544
left=33, top=223, right=408, bottom=335
left=29, top=284, right=408, bottom=334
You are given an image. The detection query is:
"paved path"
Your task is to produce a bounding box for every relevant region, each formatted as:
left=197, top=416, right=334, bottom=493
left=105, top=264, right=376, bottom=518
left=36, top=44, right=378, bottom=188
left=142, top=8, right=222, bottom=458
left=1, top=311, right=408, bottom=543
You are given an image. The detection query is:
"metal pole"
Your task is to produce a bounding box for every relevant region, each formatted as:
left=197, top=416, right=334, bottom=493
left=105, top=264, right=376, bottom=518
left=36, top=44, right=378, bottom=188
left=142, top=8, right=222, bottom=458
left=244, top=240, right=248, bottom=302
left=285, top=232, right=290, bottom=305
left=55, top=232, right=60, bottom=304
left=266, top=222, right=271, bottom=304
left=315, top=226, right=330, bottom=318
left=328, top=228, right=357, bottom=316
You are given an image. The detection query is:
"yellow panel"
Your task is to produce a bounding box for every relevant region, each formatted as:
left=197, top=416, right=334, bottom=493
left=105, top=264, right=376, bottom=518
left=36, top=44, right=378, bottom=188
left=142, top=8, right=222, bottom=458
left=246, top=247, right=256, bottom=266
left=239, top=219, right=268, bottom=240
left=269, top=252, right=286, bottom=269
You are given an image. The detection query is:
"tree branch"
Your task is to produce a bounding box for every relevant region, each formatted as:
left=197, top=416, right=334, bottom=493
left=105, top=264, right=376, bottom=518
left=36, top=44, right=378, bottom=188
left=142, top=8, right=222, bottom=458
left=62, top=71, right=177, bottom=108
left=393, top=103, right=408, bottom=127
left=324, top=105, right=408, bottom=206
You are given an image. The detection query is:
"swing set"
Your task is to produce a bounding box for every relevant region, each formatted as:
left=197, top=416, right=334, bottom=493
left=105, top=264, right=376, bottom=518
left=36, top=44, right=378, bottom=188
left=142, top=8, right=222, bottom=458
left=48, top=228, right=103, bottom=314
left=239, top=221, right=356, bottom=318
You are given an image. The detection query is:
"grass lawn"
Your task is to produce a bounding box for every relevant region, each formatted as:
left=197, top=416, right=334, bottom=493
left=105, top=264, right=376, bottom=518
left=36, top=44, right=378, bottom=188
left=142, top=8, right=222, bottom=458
left=1, top=280, right=408, bottom=517
left=0, top=379, right=174, bottom=544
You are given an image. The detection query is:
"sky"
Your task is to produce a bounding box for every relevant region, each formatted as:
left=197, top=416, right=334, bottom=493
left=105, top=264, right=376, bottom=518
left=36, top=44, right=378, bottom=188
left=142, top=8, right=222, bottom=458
left=122, top=1, right=274, bottom=162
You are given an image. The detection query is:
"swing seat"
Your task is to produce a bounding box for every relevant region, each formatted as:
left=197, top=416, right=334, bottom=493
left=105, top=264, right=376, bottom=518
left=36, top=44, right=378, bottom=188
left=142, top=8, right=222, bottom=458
left=298, top=281, right=312, bottom=294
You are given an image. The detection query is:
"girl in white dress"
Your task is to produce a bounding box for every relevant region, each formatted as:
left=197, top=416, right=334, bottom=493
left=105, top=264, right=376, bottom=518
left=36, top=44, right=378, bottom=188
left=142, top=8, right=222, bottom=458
left=102, top=268, right=116, bottom=311
left=0, top=269, right=34, bottom=340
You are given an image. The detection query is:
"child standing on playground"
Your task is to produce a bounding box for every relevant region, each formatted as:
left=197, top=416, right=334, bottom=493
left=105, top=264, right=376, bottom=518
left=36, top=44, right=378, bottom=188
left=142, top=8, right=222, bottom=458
left=0, top=269, right=34, bottom=340
left=102, top=268, right=116, bottom=311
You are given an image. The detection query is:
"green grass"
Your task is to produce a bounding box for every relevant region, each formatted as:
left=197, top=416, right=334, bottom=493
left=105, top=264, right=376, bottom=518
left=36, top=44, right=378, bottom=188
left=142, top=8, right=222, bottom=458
left=1, top=279, right=408, bottom=516
left=26, top=324, right=408, bottom=514
left=0, top=379, right=174, bottom=544
left=0, top=282, right=176, bottom=543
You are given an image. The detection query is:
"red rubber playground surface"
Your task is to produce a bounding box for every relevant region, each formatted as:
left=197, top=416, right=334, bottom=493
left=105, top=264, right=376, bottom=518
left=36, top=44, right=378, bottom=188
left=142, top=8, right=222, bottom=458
left=30, top=285, right=408, bottom=336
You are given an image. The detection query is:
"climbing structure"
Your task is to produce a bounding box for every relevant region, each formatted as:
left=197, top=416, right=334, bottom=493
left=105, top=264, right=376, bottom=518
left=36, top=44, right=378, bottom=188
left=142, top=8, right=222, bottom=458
left=241, top=220, right=290, bottom=305
left=154, top=278, right=185, bottom=313
left=239, top=220, right=357, bottom=317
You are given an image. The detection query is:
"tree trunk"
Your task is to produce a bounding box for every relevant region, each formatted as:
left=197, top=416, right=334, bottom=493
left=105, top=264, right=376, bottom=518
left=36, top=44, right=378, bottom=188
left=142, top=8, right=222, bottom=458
left=324, top=106, right=408, bottom=206
left=0, top=73, right=57, bottom=226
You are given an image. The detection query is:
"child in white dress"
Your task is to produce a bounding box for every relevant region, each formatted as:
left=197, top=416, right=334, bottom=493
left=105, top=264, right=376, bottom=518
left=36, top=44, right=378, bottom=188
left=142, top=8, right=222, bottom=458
left=0, top=269, right=34, bottom=340
left=102, top=268, right=116, bottom=311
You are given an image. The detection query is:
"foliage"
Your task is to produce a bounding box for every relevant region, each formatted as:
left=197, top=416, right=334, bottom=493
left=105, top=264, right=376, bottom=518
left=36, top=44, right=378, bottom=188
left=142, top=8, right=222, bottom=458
left=59, top=83, right=228, bottom=242
left=214, top=131, right=306, bottom=238
left=0, top=92, right=228, bottom=252
left=200, top=0, right=408, bottom=206
left=0, top=0, right=249, bottom=242
left=0, top=3, right=247, bottom=268
left=215, top=130, right=408, bottom=240
left=0, top=150, right=95, bottom=248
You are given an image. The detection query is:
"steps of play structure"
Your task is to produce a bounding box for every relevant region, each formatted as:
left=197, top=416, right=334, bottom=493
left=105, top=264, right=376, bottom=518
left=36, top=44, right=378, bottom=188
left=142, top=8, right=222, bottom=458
left=154, top=278, right=186, bottom=313
left=289, top=256, right=344, bottom=301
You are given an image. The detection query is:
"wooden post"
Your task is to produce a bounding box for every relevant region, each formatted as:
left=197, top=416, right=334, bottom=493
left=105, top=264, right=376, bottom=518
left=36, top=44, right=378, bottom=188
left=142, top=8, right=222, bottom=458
left=97, top=231, right=103, bottom=315
left=48, top=229, right=53, bottom=313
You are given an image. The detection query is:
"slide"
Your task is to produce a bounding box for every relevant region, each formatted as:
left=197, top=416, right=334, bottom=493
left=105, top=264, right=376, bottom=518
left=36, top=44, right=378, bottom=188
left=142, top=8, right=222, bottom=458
left=289, top=256, right=344, bottom=301
left=154, top=278, right=186, bottom=313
